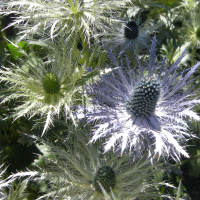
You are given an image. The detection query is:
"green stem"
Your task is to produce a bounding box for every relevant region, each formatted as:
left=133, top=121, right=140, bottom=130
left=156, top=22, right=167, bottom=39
left=79, top=29, right=90, bottom=66
left=169, top=48, right=176, bottom=64
left=0, top=30, right=9, bottom=49
left=191, top=47, right=196, bottom=67
left=175, top=153, right=200, bottom=167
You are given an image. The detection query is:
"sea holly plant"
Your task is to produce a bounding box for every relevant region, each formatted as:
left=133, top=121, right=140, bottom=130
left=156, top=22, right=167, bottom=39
left=0, top=0, right=130, bottom=46
left=0, top=39, right=99, bottom=135
left=6, top=131, right=176, bottom=200
left=84, top=36, right=200, bottom=161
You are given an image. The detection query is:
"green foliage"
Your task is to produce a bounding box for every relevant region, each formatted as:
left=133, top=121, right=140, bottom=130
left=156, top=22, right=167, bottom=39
left=7, top=180, right=29, bottom=200
left=161, top=39, right=190, bottom=64
left=7, top=41, right=28, bottom=61
left=0, top=108, right=41, bottom=176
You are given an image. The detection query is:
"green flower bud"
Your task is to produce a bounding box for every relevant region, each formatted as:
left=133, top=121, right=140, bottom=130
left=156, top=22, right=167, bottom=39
left=93, top=166, right=116, bottom=193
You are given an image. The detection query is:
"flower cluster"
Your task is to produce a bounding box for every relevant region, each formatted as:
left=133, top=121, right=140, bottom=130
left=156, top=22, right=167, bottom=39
left=1, top=0, right=200, bottom=199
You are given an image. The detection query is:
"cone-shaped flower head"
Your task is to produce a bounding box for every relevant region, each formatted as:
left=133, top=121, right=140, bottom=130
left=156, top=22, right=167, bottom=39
left=10, top=131, right=174, bottom=199
left=42, top=73, right=60, bottom=94
left=126, top=76, right=161, bottom=118
left=85, top=36, right=200, bottom=161
left=93, top=166, right=116, bottom=193
left=196, top=27, right=200, bottom=40
left=124, top=21, right=139, bottom=39
left=0, top=0, right=129, bottom=45
left=0, top=40, right=97, bottom=135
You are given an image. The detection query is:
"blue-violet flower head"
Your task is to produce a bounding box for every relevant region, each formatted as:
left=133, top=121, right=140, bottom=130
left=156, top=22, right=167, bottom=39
left=87, top=36, right=200, bottom=161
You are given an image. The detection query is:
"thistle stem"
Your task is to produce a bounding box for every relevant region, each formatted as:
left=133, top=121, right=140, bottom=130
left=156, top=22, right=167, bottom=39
left=79, top=29, right=90, bottom=66
left=191, top=47, right=196, bottom=67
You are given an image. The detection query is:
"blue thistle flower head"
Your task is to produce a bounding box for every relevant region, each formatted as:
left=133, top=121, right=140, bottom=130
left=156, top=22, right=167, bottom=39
left=102, top=16, right=161, bottom=54
left=86, top=36, right=200, bottom=161
left=124, top=21, right=139, bottom=39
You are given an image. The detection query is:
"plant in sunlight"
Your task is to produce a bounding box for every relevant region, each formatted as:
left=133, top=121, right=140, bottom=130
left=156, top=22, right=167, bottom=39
left=161, top=38, right=190, bottom=65
left=1, top=0, right=200, bottom=199
left=180, top=0, right=199, bottom=10
left=6, top=180, right=29, bottom=200
left=0, top=0, right=131, bottom=46
left=6, top=129, right=175, bottom=200
left=0, top=38, right=98, bottom=135
left=84, top=36, right=200, bottom=161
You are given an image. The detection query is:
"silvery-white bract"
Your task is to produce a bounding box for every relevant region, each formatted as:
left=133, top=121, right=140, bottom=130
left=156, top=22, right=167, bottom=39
left=86, top=36, right=200, bottom=161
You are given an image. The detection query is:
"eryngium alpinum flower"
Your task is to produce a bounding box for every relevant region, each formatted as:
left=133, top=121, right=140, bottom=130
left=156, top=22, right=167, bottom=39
left=10, top=133, right=174, bottom=199
left=86, top=36, right=200, bottom=160
left=0, top=41, right=97, bottom=135
left=102, top=17, right=161, bottom=54
left=0, top=0, right=129, bottom=44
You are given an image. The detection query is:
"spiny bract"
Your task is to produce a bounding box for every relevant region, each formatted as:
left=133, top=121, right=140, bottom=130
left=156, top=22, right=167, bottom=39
left=0, top=0, right=130, bottom=45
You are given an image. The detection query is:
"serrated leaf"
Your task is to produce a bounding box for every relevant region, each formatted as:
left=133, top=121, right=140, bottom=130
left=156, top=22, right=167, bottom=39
left=7, top=41, right=27, bottom=60
left=7, top=180, right=29, bottom=200
left=18, top=134, right=35, bottom=146
left=74, top=69, right=100, bottom=87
